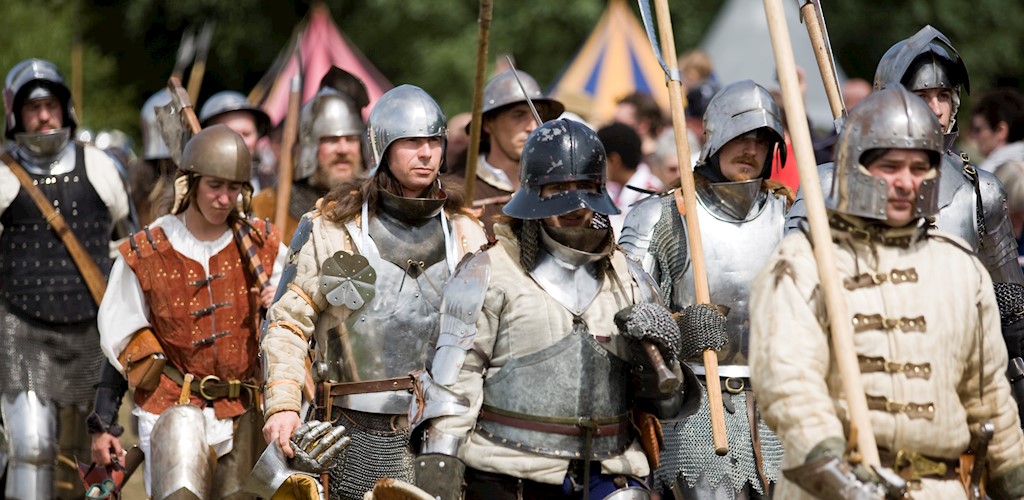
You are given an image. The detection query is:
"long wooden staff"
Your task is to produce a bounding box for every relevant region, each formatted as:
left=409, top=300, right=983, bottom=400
left=637, top=0, right=728, bottom=455
left=186, top=21, right=214, bottom=104
left=798, top=0, right=845, bottom=123
left=274, top=75, right=302, bottom=237
left=762, top=0, right=879, bottom=467
left=463, top=0, right=493, bottom=201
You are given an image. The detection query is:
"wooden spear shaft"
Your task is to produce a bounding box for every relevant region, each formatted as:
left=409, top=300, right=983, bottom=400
left=463, top=0, right=493, bottom=202
left=650, top=0, right=728, bottom=455
left=799, top=1, right=845, bottom=120
left=762, top=0, right=879, bottom=467
left=274, top=75, right=301, bottom=238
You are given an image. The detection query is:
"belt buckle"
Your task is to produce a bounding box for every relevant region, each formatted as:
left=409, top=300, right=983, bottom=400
left=894, top=449, right=946, bottom=481
left=199, top=375, right=221, bottom=401
left=724, top=377, right=745, bottom=394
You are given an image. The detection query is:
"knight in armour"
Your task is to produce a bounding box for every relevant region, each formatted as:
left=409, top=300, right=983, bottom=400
left=786, top=25, right=1024, bottom=420
left=414, top=118, right=696, bottom=500
left=0, top=58, right=130, bottom=499
left=256, top=85, right=487, bottom=499
left=96, top=125, right=286, bottom=498
left=618, top=80, right=791, bottom=498
left=751, top=85, right=1024, bottom=500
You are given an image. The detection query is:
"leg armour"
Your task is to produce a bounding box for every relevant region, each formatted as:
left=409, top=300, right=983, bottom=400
left=212, top=408, right=265, bottom=499
left=1, top=391, right=58, bottom=500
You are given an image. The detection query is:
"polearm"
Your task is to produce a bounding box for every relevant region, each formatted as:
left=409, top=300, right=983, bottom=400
left=186, top=21, right=214, bottom=104
left=798, top=0, right=845, bottom=124
left=637, top=0, right=728, bottom=455
left=463, top=0, right=493, bottom=201
left=762, top=0, right=880, bottom=467
left=274, top=75, right=301, bottom=238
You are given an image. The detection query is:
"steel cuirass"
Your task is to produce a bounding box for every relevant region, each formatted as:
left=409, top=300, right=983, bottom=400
left=932, top=155, right=978, bottom=248
left=321, top=196, right=451, bottom=415
left=478, top=325, right=633, bottom=459
left=673, top=184, right=787, bottom=371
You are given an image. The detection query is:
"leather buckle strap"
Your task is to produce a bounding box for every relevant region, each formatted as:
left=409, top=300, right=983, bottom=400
left=162, top=365, right=252, bottom=401
left=479, top=406, right=629, bottom=437
left=325, top=376, right=415, bottom=400
left=866, top=394, right=935, bottom=420
left=858, top=356, right=932, bottom=380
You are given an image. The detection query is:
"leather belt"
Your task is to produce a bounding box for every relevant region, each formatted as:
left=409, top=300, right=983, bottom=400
left=879, top=448, right=960, bottom=481
left=479, top=405, right=629, bottom=437
left=325, top=376, right=415, bottom=398
left=163, top=365, right=254, bottom=401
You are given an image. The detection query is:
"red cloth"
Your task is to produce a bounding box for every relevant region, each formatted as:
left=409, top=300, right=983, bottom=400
left=121, top=219, right=280, bottom=419
left=769, top=138, right=800, bottom=191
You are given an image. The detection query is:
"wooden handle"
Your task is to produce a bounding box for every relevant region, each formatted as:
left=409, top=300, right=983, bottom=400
left=179, top=373, right=194, bottom=405
left=652, top=0, right=729, bottom=455
left=643, top=342, right=680, bottom=393
left=798, top=2, right=844, bottom=120
left=763, top=0, right=879, bottom=467
left=275, top=75, right=302, bottom=237
left=167, top=76, right=202, bottom=134
left=463, top=0, right=494, bottom=201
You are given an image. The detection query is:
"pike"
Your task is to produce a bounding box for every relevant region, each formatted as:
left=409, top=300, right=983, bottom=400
left=797, top=0, right=846, bottom=128
left=637, top=0, right=729, bottom=455
left=186, top=21, right=215, bottom=104
left=463, top=0, right=494, bottom=201
left=274, top=74, right=302, bottom=238
left=171, top=26, right=197, bottom=82
left=762, top=0, right=880, bottom=467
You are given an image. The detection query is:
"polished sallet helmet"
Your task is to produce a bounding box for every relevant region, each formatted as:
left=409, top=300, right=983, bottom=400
left=366, top=84, right=447, bottom=174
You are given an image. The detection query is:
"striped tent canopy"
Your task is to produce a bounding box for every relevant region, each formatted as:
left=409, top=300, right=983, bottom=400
left=549, top=0, right=670, bottom=127
left=249, top=2, right=392, bottom=127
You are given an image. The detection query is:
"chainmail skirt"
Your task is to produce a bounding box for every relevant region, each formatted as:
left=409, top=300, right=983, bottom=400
left=327, top=409, right=415, bottom=500
left=0, top=300, right=103, bottom=407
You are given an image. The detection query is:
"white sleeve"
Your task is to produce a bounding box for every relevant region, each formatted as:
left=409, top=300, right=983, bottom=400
left=83, top=146, right=130, bottom=226
left=270, top=242, right=288, bottom=287
left=0, top=165, right=19, bottom=240
left=98, top=255, right=152, bottom=372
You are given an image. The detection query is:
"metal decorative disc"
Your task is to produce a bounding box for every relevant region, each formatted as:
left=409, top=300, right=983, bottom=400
left=319, top=251, right=377, bottom=309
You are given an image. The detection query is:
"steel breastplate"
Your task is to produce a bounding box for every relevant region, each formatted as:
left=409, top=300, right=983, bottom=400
left=529, top=227, right=608, bottom=316
left=479, top=326, right=633, bottom=459
left=932, top=155, right=979, bottom=251
left=673, top=188, right=787, bottom=368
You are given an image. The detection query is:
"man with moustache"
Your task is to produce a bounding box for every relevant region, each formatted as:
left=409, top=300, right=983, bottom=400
left=460, top=70, right=563, bottom=237
left=751, top=85, right=1024, bottom=500
left=416, top=118, right=695, bottom=500
left=619, top=80, right=791, bottom=498
left=252, top=88, right=365, bottom=241
left=0, top=58, right=130, bottom=499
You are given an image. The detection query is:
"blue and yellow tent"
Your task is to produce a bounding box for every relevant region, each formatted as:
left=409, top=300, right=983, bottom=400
left=549, top=0, right=670, bottom=126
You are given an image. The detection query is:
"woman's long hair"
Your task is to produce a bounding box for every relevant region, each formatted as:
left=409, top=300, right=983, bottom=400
left=321, top=165, right=468, bottom=223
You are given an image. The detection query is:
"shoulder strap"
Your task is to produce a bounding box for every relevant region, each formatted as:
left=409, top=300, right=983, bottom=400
left=2, top=150, right=107, bottom=305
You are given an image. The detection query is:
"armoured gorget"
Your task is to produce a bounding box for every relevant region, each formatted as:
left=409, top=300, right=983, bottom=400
left=370, top=190, right=447, bottom=277
left=696, top=177, right=765, bottom=221
left=530, top=226, right=611, bottom=317
left=10, top=133, right=75, bottom=175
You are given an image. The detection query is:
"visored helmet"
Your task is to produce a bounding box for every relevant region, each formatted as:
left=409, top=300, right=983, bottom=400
left=873, top=25, right=969, bottom=95
left=366, top=85, right=446, bottom=173
left=4, top=58, right=77, bottom=139
left=828, top=85, right=944, bottom=221
left=198, top=90, right=271, bottom=136
left=698, top=80, right=786, bottom=178
left=140, top=89, right=172, bottom=161
left=295, top=88, right=364, bottom=180
left=503, top=119, right=618, bottom=219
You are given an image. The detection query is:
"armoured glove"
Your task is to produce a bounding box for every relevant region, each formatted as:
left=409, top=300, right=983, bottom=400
left=614, top=302, right=682, bottom=362
left=245, top=420, right=351, bottom=499
left=676, top=303, right=729, bottom=359
left=783, top=437, right=908, bottom=500
left=86, top=361, right=128, bottom=437
left=414, top=454, right=465, bottom=500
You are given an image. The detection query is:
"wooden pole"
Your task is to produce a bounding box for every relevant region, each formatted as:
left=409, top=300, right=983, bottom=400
left=798, top=1, right=845, bottom=120
left=274, top=75, right=302, bottom=239
left=463, top=0, right=493, bottom=202
left=71, top=0, right=84, bottom=124
left=648, top=0, right=728, bottom=455
left=762, top=0, right=879, bottom=467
